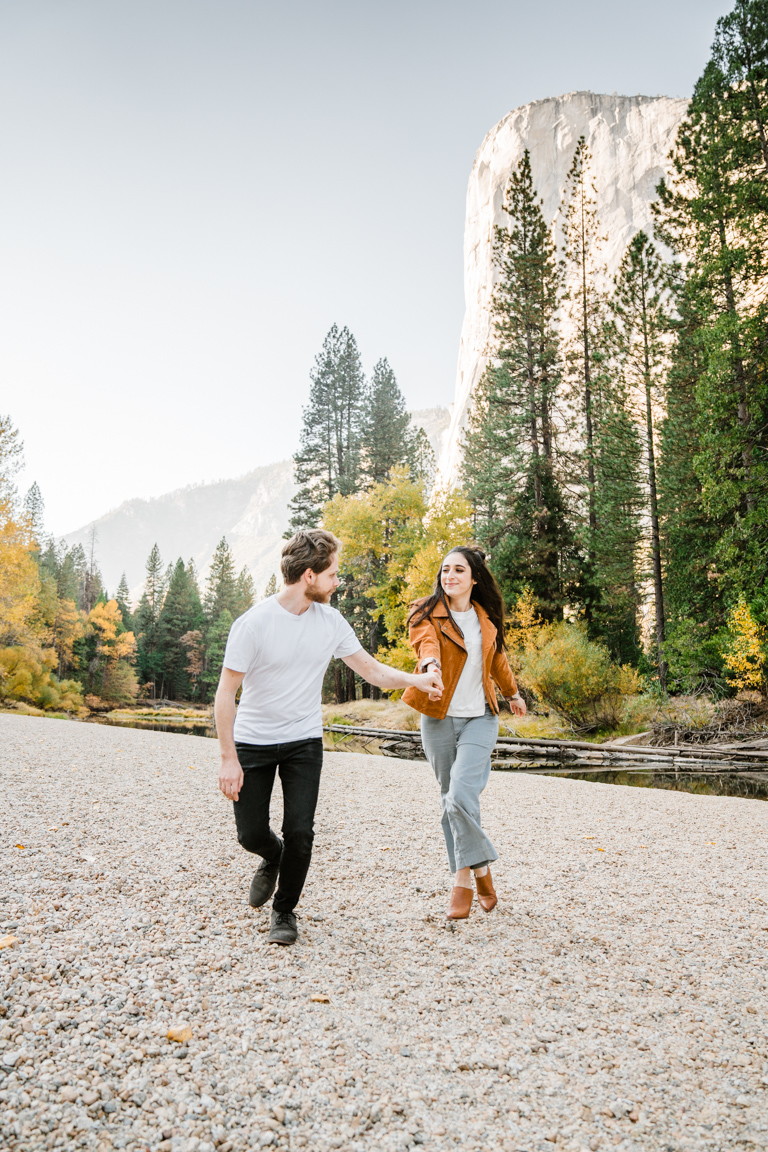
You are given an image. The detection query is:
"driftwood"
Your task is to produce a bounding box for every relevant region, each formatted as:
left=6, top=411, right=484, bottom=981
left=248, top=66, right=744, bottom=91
left=323, top=723, right=768, bottom=772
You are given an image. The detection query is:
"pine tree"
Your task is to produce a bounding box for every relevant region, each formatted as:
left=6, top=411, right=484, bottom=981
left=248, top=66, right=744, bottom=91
left=407, top=425, right=436, bottom=490
left=233, top=567, right=255, bottom=618
left=115, top=573, right=133, bottom=630
left=462, top=149, right=575, bottom=617
left=23, top=482, right=46, bottom=551
left=362, top=358, right=411, bottom=484
left=287, top=325, right=367, bottom=529
left=205, top=538, right=238, bottom=620
left=590, top=381, right=645, bottom=664
left=654, top=45, right=768, bottom=600
left=263, top=573, right=278, bottom=599
left=134, top=543, right=167, bottom=695
left=561, top=137, right=609, bottom=603
left=156, top=558, right=204, bottom=699
left=608, top=232, right=672, bottom=681
left=200, top=610, right=233, bottom=702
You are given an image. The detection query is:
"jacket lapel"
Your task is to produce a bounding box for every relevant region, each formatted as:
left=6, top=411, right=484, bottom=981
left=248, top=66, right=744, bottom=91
left=432, top=601, right=466, bottom=651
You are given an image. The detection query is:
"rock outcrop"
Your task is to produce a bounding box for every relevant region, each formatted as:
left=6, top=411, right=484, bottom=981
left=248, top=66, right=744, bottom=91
left=439, top=91, right=689, bottom=483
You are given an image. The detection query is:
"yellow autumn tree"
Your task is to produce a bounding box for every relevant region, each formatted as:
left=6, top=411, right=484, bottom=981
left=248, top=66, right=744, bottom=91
left=721, top=595, right=766, bottom=691
left=0, top=413, right=83, bottom=710
left=323, top=468, right=473, bottom=675
left=505, top=586, right=546, bottom=668
left=86, top=599, right=138, bottom=704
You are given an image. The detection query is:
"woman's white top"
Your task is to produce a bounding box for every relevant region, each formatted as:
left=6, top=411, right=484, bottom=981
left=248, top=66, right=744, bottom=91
left=447, top=607, right=487, bottom=717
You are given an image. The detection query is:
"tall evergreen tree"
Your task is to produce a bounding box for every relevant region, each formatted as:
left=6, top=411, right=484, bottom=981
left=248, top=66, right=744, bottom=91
left=205, top=537, right=238, bottom=620
left=115, top=572, right=134, bottom=630
left=362, top=358, right=411, bottom=484
left=288, top=325, right=367, bottom=529
left=156, top=558, right=203, bottom=699
left=233, top=567, right=255, bottom=618
left=608, top=232, right=672, bottom=681
left=263, top=573, right=278, bottom=599
left=561, top=136, right=609, bottom=605
left=463, top=149, right=575, bottom=617
left=134, top=543, right=167, bottom=695
left=23, top=482, right=46, bottom=551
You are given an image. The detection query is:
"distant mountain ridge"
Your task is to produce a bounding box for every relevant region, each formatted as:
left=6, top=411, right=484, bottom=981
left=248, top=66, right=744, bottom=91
left=63, top=407, right=451, bottom=600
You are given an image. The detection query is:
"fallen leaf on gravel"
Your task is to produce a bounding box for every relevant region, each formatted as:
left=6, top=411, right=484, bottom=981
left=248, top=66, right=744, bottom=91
left=582, top=836, right=595, bottom=840
left=189, top=766, right=197, bottom=770
left=310, top=994, right=331, bottom=1003
left=14, top=844, right=24, bottom=849
left=167, top=1025, right=193, bottom=1043
left=0, top=935, right=19, bottom=949
left=596, top=847, right=605, bottom=852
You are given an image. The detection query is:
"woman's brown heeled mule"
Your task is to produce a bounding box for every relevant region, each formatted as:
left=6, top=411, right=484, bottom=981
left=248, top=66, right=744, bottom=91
left=475, top=868, right=497, bottom=912
left=446, top=886, right=473, bottom=920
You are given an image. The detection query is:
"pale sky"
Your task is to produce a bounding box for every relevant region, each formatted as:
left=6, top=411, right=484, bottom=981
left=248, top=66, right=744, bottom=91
left=1, top=0, right=729, bottom=535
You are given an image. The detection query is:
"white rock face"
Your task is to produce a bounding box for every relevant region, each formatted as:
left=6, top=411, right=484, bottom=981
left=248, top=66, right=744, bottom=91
left=439, top=91, right=689, bottom=484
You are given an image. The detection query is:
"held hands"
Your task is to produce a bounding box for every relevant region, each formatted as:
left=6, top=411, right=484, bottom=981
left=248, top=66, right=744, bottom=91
left=416, top=666, right=443, bottom=701
left=507, top=692, right=527, bottom=717
left=219, top=754, right=244, bottom=802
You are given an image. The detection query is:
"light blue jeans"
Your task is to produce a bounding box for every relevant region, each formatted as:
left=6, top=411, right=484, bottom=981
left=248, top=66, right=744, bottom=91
left=420, top=705, right=499, bottom=873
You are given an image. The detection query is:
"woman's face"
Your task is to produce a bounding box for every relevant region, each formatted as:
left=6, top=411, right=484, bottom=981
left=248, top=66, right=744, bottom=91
left=440, top=552, right=475, bottom=601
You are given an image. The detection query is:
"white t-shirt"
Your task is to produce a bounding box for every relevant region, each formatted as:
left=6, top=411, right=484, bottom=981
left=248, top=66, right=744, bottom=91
left=447, top=607, right=486, bottom=718
left=223, top=596, right=362, bottom=743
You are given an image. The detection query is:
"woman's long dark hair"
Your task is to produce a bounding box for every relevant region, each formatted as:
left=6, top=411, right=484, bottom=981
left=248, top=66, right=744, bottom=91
left=407, top=545, right=506, bottom=652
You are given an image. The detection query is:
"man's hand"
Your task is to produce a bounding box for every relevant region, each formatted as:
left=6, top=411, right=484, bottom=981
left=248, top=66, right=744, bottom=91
left=415, top=667, right=443, bottom=701
left=507, top=692, right=527, bottom=717
left=219, top=753, right=244, bottom=802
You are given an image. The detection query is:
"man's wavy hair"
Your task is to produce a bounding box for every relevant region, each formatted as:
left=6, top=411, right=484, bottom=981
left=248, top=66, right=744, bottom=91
left=407, top=545, right=506, bottom=652
left=281, top=528, right=341, bottom=585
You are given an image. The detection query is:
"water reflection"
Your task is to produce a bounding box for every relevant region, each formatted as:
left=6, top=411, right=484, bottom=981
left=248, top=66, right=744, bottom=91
left=513, top=765, right=768, bottom=801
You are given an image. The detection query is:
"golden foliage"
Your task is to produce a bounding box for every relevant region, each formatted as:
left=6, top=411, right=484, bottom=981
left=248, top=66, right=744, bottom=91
left=505, top=587, right=546, bottom=664
left=323, top=469, right=473, bottom=679
left=520, top=621, right=641, bottom=732
left=721, top=595, right=766, bottom=690
left=0, top=644, right=82, bottom=710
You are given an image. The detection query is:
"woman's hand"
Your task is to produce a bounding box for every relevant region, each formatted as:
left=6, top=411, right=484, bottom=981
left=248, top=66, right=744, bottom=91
left=414, top=667, right=443, bottom=701
left=506, top=692, right=527, bottom=717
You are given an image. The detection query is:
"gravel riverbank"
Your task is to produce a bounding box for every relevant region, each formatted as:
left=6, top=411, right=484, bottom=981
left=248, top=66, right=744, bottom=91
left=1, top=713, right=767, bottom=1152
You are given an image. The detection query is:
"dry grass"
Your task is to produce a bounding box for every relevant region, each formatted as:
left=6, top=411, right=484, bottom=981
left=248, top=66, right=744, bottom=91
left=322, top=699, right=420, bottom=731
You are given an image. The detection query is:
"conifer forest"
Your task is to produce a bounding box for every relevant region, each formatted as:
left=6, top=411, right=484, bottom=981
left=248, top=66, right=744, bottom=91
left=1, top=0, right=767, bottom=722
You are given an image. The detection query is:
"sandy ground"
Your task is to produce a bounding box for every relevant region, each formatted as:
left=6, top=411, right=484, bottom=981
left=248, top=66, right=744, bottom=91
left=1, top=713, right=768, bottom=1152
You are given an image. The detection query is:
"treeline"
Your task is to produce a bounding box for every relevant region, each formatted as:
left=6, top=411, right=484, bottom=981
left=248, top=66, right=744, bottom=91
left=0, top=414, right=262, bottom=710
left=459, top=0, right=768, bottom=696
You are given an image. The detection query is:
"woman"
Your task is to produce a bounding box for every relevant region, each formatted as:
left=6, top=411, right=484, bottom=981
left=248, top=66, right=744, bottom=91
left=402, top=547, right=526, bottom=920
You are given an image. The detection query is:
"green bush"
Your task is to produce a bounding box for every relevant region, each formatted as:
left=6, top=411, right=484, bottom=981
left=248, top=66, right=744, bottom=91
left=520, top=622, right=641, bottom=732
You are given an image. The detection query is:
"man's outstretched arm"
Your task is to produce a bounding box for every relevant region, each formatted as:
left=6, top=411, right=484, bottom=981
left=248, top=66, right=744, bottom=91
left=342, top=649, right=443, bottom=697
left=215, top=667, right=246, bottom=801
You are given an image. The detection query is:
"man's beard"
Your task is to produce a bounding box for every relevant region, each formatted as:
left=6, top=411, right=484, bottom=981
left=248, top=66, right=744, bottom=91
left=305, top=587, right=332, bottom=604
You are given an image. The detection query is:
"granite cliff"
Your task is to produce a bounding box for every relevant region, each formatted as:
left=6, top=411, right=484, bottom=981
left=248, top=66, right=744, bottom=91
left=438, top=91, right=689, bottom=483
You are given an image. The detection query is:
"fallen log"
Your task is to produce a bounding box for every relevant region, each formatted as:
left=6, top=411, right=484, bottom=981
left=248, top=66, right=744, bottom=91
left=323, top=723, right=768, bottom=769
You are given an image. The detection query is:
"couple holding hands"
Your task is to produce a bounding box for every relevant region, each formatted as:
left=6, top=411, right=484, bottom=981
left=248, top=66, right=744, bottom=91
left=215, top=529, right=526, bottom=945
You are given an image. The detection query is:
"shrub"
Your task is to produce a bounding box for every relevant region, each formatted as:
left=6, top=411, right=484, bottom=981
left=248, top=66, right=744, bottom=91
left=0, top=644, right=83, bottom=711
left=721, top=595, right=766, bottom=691
left=520, top=622, right=641, bottom=732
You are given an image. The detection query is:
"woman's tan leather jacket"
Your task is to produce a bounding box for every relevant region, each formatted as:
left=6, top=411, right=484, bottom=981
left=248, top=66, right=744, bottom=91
left=402, top=597, right=518, bottom=719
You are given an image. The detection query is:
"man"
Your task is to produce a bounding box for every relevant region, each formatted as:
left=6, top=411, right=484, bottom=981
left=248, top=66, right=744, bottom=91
left=215, top=528, right=443, bottom=946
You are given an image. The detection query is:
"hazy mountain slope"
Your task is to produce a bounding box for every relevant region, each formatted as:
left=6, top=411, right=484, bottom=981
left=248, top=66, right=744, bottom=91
left=63, top=459, right=295, bottom=599
left=63, top=408, right=451, bottom=599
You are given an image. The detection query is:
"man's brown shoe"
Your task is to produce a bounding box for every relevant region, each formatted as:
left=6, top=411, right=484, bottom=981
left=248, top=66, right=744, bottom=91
left=446, top=886, right=473, bottom=920
left=475, top=868, right=497, bottom=912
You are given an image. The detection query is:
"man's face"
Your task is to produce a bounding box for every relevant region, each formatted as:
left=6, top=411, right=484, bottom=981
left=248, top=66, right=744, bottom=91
left=304, top=554, right=340, bottom=603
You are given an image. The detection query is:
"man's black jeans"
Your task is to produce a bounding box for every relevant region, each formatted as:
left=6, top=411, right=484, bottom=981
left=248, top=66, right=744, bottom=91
left=233, top=738, right=323, bottom=914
